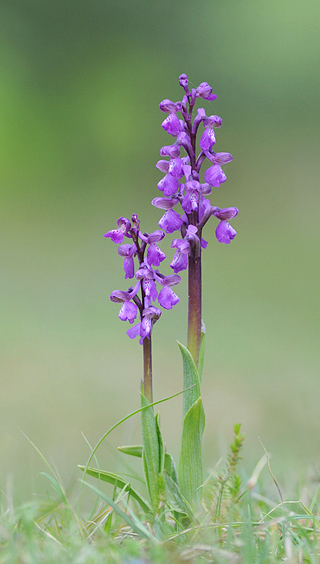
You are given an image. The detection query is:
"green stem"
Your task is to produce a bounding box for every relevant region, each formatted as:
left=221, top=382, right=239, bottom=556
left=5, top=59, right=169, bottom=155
left=143, top=335, right=153, bottom=403
left=187, top=249, right=202, bottom=367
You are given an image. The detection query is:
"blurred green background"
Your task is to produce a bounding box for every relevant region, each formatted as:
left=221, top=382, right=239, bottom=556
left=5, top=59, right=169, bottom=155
left=1, top=0, right=320, bottom=501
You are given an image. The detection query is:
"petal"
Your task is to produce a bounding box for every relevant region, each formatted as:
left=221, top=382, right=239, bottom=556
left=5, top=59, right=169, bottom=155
left=159, top=99, right=178, bottom=112
left=171, top=238, right=190, bottom=253
left=170, top=250, right=188, bottom=273
left=181, top=190, right=198, bottom=214
left=160, top=145, right=180, bottom=158
left=158, top=210, right=183, bottom=234
left=168, top=157, right=184, bottom=179
left=214, top=207, right=239, bottom=221
left=158, top=286, right=179, bottom=310
left=152, top=196, right=178, bottom=210
left=203, top=115, right=222, bottom=128
left=206, top=151, right=233, bottom=165
left=124, top=256, right=135, bottom=279
left=147, top=243, right=166, bottom=267
left=156, top=159, right=170, bottom=173
left=196, top=82, right=217, bottom=100
left=145, top=230, right=166, bottom=244
left=161, top=113, right=181, bottom=136
left=118, top=243, right=136, bottom=257
left=157, top=173, right=179, bottom=196
left=127, top=323, right=141, bottom=339
left=104, top=229, right=124, bottom=244
left=215, top=220, right=237, bottom=244
left=199, top=128, right=216, bottom=151
left=119, top=301, right=138, bottom=323
left=204, top=164, right=227, bottom=188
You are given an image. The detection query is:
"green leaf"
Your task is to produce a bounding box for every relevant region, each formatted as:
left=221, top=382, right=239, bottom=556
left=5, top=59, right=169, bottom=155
left=39, top=472, right=67, bottom=504
left=178, top=397, right=205, bottom=506
left=177, top=341, right=201, bottom=421
left=140, top=392, right=161, bottom=508
left=163, top=471, right=193, bottom=520
left=78, top=466, right=152, bottom=514
left=80, top=480, right=155, bottom=541
left=198, top=324, right=206, bottom=382
left=164, top=453, right=178, bottom=485
left=117, top=445, right=143, bottom=458
left=155, top=412, right=164, bottom=474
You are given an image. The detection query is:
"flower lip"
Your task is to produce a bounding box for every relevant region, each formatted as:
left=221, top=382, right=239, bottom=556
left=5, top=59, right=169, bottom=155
left=216, top=221, right=237, bottom=244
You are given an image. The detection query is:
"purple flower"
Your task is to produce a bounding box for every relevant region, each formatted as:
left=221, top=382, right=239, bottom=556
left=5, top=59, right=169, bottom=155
left=196, top=82, right=217, bottom=101
left=104, top=217, right=131, bottom=244
left=181, top=180, right=201, bottom=214
left=127, top=306, right=162, bottom=344
left=158, top=209, right=183, bottom=234
left=179, top=73, right=190, bottom=95
left=118, top=243, right=137, bottom=279
left=135, top=266, right=158, bottom=307
left=154, top=272, right=181, bottom=310
left=161, top=114, right=181, bottom=137
left=110, top=284, right=140, bottom=323
left=214, top=207, right=238, bottom=244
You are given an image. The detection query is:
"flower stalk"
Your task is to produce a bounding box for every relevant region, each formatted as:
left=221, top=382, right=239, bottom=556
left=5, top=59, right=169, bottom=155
left=187, top=246, right=202, bottom=367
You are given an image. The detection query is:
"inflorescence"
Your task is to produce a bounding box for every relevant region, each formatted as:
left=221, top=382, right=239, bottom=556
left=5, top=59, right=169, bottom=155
left=105, top=73, right=238, bottom=344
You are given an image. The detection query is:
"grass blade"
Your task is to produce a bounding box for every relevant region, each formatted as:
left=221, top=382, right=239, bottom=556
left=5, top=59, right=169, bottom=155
left=78, top=466, right=152, bottom=514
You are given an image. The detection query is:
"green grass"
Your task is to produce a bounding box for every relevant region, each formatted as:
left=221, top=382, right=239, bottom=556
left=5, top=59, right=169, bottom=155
left=2, top=431, right=320, bottom=564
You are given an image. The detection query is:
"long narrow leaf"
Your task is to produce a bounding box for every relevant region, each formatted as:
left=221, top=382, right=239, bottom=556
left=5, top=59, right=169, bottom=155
left=80, top=480, right=155, bottom=541
left=117, top=445, right=143, bottom=458
left=163, top=471, right=193, bottom=519
left=164, top=453, right=178, bottom=485
left=78, top=466, right=152, bottom=514
left=155, top=412, right=164, bottom=474
left=177, top=341, right=201, bottom=420
left=178, top=397, right=205, bottom=506
left=140, top=392, right=160, bottom=508
left=198, top=325, right=205, bottom=382
left=79, top=386, right=193, bottom=511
